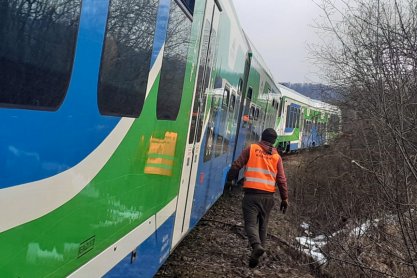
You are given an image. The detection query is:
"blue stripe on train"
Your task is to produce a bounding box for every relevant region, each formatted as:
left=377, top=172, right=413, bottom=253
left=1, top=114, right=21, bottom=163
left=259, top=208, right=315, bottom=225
left=104, top=214, right=175, bottom=278
left=0, top=0, right=119, bottom=188
left=0, top=0, right=171, bottom=188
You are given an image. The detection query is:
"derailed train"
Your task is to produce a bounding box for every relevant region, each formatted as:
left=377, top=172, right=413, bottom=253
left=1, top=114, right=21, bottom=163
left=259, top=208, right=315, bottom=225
left=0, top=0, right=340, bottom=276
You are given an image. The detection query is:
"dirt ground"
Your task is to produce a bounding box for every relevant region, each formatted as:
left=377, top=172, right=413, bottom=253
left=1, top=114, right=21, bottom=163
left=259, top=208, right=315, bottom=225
left=155, top=154, right=318, bottom=278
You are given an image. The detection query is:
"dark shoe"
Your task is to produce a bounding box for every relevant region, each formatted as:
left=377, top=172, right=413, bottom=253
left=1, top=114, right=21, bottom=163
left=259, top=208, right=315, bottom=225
left=249, top=245, right=265, bottom=268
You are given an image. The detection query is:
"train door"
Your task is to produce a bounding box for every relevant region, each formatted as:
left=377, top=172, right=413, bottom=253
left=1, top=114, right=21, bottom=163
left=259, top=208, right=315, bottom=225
left=231, top=55, right=252, bottom=161
left=172, top=0, right=221, bottom=247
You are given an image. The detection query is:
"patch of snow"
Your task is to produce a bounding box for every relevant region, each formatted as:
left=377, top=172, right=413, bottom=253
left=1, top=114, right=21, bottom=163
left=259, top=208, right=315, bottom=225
left=296, top=236, right=327, bottom=264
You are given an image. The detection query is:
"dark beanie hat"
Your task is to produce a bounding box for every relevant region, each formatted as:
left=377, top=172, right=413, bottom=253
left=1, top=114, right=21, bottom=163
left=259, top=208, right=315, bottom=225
left=261, top=128, right=277, bottom=144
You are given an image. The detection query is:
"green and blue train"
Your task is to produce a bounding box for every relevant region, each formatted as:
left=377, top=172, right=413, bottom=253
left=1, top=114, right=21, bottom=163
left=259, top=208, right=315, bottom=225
left=276, top=84, right=340, bottom=153
left=0, top=0, right=340, bottom=276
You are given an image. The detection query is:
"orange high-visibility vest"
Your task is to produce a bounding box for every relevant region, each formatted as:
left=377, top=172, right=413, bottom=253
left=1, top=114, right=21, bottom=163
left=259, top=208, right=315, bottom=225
left=243, top=144, right=279, bottom=192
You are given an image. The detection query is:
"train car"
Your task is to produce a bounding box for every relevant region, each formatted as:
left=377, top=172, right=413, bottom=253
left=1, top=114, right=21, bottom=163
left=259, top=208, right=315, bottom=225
left=0, top=0, right=219, bottom=276
left=0, top=0, right=339, bottom=276
left=276, top=84, right=341, bottom=152
left=233, top=36, right=282, bottom=156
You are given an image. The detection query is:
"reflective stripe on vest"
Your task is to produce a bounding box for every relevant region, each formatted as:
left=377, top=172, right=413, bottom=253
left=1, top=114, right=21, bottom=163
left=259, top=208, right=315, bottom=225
left=243, top=144, right=279, bottom=192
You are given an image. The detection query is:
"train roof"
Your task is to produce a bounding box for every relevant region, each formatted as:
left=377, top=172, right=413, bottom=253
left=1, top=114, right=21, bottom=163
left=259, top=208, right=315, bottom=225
left=243, top=33, right=276, bottom=83
left=277, top=83, right=339, bottom=113
left=227, top=1, right=339, bottom=114
left=277, top=83, right=312, bottom=104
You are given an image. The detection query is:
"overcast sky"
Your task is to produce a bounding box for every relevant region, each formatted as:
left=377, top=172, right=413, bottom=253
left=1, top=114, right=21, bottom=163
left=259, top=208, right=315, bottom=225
left=232, top=0, right=324, bottom=84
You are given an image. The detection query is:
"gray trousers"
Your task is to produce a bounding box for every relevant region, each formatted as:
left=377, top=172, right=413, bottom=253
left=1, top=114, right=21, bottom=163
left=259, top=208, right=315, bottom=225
left=242, top=193, right=275, bottom=248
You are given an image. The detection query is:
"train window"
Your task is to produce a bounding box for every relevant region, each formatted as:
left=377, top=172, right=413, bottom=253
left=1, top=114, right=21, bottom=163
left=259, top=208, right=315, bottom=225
left=255, top=108, right=259, bottom=120
left=203, top=125, right=214, bottom=162
left=250, top=106, right=255, bottom=119
left=157, top=1, right=192, bottom=120
left=285, top=106, right=290, bottom=128
left=291, top=107, right=296, bottom=128
left=294, top=108, right=298, bottom=128
left=214, top=134, right=223, bottom=157
left=189, top=7, right=219, bottom=143
left=278, top=98, right=284, bottom=116
left=295, top=108, right=300, bottom=128
left=238, top=78, right=243, bottom=93
left=222, top=88, right=230, bottom=108
left=179, top=0, right=195, bottom=15
left=0, top=0, right=81, bottom=110
left=189, top=19, right=212, bottom=143
left=229, top=94, right=236, bottom=111
left=247, top=87, right=253, bottom=100
left=272, top=99, right=276, bottom=108
left=98, top=0, right=158, bottom=117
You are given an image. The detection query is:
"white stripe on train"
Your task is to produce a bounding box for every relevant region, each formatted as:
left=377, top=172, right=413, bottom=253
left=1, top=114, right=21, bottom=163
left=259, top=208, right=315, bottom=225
left=0, top=46, right=165, bottom=234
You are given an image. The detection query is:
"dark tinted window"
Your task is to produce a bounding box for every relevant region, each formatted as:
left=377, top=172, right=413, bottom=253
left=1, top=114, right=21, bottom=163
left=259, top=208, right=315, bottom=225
left=0, top=0, right=81, bottom=110
left=296, top=108, right=300, bottom=128
left=179, top=0, right=195, bottom=15
left=157, top=1, right=192, bottom=120
left=98, top=0, right=158, bottom=117
left=238, top=78, right=243, bottom=92
left=229, top=94, right=236, bottom=111
left=203, top=125, right=214, bottom=162
left=291, top=107, right=296, bottom=128
left=278, top=98, right=284, bottom=116
left=247, top=87, right=253, bottom=100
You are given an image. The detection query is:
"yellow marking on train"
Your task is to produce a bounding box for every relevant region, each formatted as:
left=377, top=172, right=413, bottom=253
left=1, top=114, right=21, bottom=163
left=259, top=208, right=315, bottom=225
left=144, top=132, right=177, bottom=176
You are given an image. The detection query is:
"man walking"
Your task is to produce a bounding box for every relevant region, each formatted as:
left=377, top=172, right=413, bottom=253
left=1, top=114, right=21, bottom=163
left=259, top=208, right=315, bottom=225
left=226, top=128, right=288, bottom=268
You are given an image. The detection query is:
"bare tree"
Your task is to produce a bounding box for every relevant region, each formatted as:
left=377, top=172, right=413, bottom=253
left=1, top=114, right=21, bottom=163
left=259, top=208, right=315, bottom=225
left=291, top=0, right=417, bottom=276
